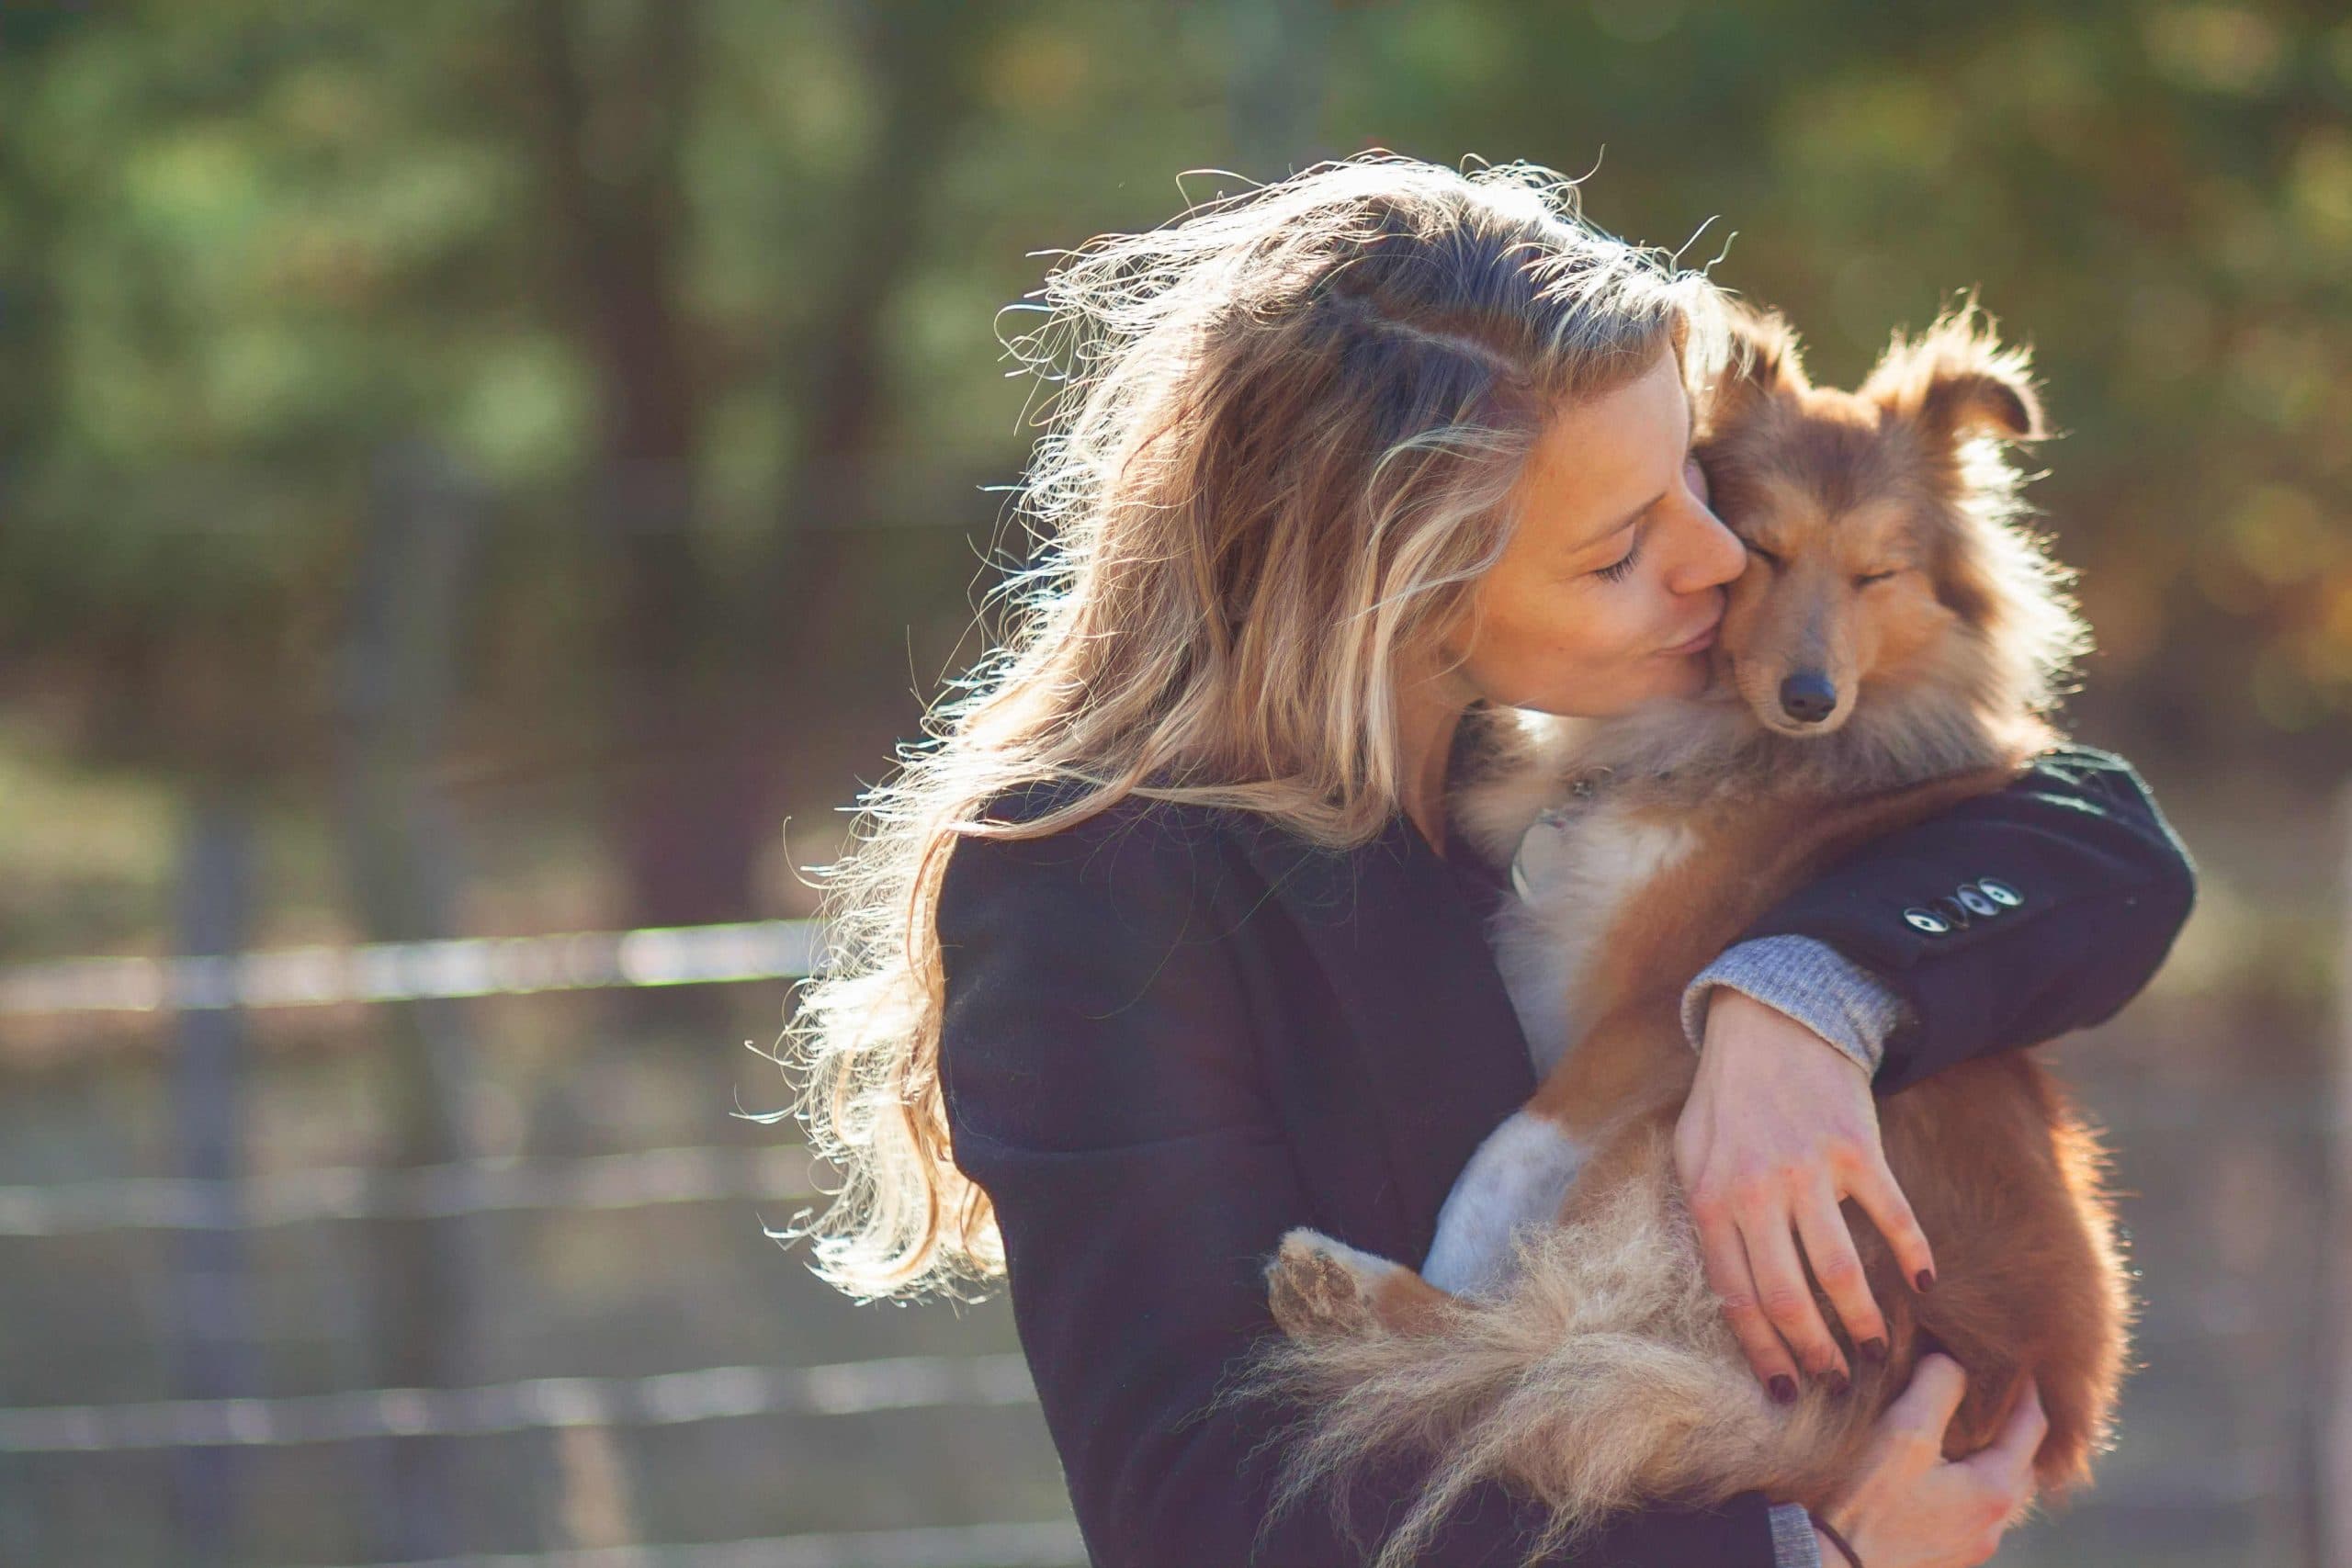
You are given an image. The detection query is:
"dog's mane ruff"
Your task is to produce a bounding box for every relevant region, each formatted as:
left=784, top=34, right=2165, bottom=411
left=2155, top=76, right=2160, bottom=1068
left=1447, top=705, right=1585, bottom=865
left=1941, top=434, right=2090, bottom=718
left=1865, top=297, right=2089, bottom=720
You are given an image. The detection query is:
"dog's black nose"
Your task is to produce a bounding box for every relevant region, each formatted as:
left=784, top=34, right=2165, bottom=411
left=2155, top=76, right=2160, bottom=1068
left=1779, top=671, right=1838, bottom=724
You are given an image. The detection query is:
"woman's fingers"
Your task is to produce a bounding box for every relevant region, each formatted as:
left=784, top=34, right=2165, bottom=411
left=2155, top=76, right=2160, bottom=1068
left=1794, top=1173, right=1888, bottom=1359
left=1943, top=1376, right=2047, bottom=1562
left=1691, top=1195, right=1804, bottom=1398
left=1883, top=1351, right=1971, bottom=1461
left=1969, top=1375, right=2049, bottom=1495
left=1843, top=1153, right=1939, bottom=1295
left=1736, top=1191, right=1850, bottom=1387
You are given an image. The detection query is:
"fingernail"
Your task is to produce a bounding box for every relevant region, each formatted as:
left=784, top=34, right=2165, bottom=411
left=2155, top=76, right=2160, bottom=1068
left=1769, top=1375, right=1797, bottom=1405
left=1915, top=1269, right=1937, bottom=1292
left=1860, top=1337, right=1889, bottom=1364
left=1824, top=1368, right=1851, bottom=1399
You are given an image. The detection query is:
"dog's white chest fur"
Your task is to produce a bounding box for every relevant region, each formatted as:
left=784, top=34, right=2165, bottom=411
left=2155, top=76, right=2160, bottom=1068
left=1493, top=797, right=1697, bottom=1077
left=1422, top=789, right=1699, bottom=1295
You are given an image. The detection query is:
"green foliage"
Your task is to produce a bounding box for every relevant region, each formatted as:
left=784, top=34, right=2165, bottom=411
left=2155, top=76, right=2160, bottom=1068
left=0, top=0, right=2344, bottom=773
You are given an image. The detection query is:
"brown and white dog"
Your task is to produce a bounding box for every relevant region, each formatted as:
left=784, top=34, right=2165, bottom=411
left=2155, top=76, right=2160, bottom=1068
left=1250, top=299, right=2132, bottom=1566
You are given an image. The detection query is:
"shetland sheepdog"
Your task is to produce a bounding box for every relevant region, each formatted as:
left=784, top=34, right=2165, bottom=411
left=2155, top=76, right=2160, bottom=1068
left=1250, top=299, right=2132, bottom=1565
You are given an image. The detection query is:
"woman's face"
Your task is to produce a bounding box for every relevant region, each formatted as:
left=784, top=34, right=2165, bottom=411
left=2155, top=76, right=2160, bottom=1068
left=1436, top=346, right=1747, bottom=717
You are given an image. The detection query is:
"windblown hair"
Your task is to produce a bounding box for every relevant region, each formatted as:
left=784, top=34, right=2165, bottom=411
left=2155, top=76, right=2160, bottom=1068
left=773, top=152, right=1735, bottom=1301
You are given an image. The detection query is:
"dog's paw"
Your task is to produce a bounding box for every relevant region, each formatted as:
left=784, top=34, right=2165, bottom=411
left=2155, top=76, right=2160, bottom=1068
left=1266, top=1228, right=1384, bottom=1339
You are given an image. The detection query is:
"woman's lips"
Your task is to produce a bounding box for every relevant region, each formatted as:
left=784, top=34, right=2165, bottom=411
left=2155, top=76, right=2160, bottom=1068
left=1660, top=615, right=1722, bottom=656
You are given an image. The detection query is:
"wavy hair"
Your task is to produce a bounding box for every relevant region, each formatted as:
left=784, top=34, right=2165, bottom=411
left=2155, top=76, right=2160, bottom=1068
left=770, top=152, right=1734, bottom=1300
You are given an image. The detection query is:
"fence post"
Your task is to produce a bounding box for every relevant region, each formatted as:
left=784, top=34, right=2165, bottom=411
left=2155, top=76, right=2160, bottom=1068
left=335, top=439, right=490, bottom=1561
left=166, top=788, right=258, bottom=1568
left=2324, top=782, right=2352, bottom=1568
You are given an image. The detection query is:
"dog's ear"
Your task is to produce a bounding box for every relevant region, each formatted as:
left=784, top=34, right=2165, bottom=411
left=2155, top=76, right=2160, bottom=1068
left=1706, top=299, right=1810, bottom=425
left=1861, top=298, right=2045, bottom=449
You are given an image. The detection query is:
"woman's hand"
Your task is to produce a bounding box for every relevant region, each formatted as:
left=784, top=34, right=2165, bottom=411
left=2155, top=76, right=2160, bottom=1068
left=1675, top=989, right=1939, bottom=1397
left=1812, top=1355, right=2047, bottom=1567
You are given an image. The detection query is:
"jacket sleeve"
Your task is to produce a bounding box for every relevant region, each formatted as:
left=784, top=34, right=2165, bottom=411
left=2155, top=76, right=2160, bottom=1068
left=1680, top=935, right=1915, bottom=1075
left=936, top=806, right=1785, bottom=1568
left=1731, top=744, right=2198, bottom=1097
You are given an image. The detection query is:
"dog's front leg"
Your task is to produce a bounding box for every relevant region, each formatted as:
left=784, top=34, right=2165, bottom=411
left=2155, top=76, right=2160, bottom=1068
left=1420, top=1106, right=1589, bottom=1297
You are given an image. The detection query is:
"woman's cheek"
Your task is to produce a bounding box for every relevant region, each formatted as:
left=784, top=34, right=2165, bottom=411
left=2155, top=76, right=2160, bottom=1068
left=1585, top=589, right=1657, bottom=663
left=1480, top=581, right=1668, bottom=712
left=1490, top=617, right=1596, bottom=709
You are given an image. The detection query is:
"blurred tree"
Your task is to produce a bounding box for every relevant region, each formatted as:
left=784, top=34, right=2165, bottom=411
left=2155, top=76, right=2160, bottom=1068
left=509, top=0, right=1016, bottom=1034
left=519, top=0, right=739, bottom=985
left=0, top=0, right=2343, bottom=940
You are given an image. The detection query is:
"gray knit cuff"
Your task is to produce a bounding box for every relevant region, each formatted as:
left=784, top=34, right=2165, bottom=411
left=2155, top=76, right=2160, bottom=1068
left=1680, top=935, right=1914, bottom=1077
left=1769, top=1501, right=1826, bottom=1567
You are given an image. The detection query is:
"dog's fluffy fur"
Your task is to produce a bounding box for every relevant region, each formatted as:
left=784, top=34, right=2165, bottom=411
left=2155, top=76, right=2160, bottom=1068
left=1243, top=298, right=2135, bottom=1567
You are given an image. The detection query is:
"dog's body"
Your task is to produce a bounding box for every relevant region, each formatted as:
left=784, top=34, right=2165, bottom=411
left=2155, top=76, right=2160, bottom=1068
left=1253, top=301, right=2134, bottom=1565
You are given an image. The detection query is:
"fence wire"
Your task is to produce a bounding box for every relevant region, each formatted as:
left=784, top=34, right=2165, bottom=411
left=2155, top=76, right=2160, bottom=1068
left=0, top=1143, right=819, bottom=1235
left=320, top=1519, right=1089, bottom=1568
left=0, top=1352, right=1037, bottom=1454
left=0, top=919, right=824, bottom=1017
left=1, top=909, right=2332, bottom=1563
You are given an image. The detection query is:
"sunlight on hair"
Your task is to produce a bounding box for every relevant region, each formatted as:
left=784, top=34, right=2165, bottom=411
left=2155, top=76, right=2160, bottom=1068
left=767, top=151, right=1736, bottom=1302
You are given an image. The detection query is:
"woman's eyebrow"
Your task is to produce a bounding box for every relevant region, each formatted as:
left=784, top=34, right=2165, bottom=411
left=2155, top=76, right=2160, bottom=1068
left=1561, top=512, right=1646, bottom=568
left=1584, top=499, right=1656, bottom=551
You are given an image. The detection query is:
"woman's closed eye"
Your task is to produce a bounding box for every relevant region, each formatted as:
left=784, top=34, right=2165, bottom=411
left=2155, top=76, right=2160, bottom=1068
left=1591, top=525, right=1646, bottom=583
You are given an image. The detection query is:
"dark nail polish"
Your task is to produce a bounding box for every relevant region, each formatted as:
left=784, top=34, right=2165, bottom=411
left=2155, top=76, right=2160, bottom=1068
left=1915, top=1269, right=1937, bottom=1292
left=1770, top=1375, right=1797, bottom=1405
left=1824, top=1368, right=1851, bottom=1399
left=1860, top=1337, right=1889, bottom=1364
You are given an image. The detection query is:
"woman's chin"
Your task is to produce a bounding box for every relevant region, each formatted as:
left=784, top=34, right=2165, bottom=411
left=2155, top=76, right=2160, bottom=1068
left=1537, top=671, right=1708, bottom=720
left=1655, top=655, right=1718, bottom=702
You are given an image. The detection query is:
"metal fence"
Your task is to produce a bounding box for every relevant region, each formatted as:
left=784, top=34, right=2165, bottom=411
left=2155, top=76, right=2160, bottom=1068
left=3, top=882, right=2340, bottom=1567
left=0, top=920, right=1080, bottom=1568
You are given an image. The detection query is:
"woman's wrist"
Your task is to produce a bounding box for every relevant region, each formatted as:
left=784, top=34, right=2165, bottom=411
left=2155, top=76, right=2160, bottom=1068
left=1702, top=988, right=1871, bottom=1076
left=1810, top=1511, right=1865, bottom=1568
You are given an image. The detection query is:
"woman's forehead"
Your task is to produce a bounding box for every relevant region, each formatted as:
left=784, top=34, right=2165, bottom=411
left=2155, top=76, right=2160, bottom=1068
left=1510, top=353, right=1689, bottom=545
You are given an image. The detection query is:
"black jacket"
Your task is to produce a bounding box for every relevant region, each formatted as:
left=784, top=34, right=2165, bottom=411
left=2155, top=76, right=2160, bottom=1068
left=934, top=745, right=2196, bottom=1567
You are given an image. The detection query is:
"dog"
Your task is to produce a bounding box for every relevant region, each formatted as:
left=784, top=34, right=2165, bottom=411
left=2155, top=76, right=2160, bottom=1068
left=1249, top=299, right=2133, bottom=1566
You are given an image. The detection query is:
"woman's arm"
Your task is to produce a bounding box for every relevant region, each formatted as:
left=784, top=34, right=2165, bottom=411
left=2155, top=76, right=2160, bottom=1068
left=936, top=802, right=1790, bottom=1568
left=1669, top=744, right=2193, bottom=1399
left=1722, top=743, right=2196, bottom=1096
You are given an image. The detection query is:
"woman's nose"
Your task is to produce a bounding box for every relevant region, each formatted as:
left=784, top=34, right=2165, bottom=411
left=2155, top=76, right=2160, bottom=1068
left=1668, top=499, right=1748, bottom=593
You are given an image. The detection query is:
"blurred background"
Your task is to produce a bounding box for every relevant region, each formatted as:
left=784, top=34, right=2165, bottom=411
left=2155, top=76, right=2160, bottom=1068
left=0, top=2, right=2345, bottom=1565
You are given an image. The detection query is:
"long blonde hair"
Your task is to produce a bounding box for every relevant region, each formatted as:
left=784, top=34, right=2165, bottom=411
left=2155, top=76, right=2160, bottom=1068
left=773, top=152, right=1732, bottom=1301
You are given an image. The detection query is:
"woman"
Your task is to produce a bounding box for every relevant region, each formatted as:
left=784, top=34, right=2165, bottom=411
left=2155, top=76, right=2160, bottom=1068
left=786, top=155, right=2196, bottom=1567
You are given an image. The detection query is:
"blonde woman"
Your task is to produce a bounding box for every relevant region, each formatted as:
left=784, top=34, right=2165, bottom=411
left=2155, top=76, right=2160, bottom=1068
left=784, top=155, right=2194, bottom=1567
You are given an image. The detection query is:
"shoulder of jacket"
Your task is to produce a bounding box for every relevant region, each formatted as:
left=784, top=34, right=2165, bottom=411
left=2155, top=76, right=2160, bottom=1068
left=972, top=779, right=1229, bottom=842
left=952, top=783, right=1252, bottom=901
